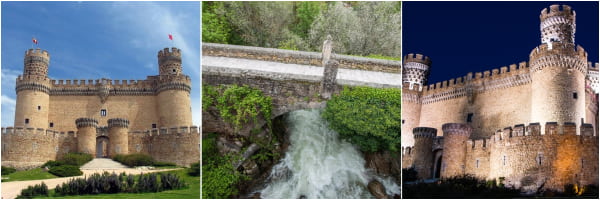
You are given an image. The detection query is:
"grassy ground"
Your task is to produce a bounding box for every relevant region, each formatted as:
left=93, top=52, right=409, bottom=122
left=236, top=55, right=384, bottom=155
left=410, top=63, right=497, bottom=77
left=1, top=168, right=58, bottom=182
left=35, top=169, right=199, bottom=199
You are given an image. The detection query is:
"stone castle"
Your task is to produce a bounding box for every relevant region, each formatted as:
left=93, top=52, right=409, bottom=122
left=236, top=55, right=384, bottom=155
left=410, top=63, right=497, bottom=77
left=401, top=5, right=599, bottom=191
left=1, top=47, right=199, bottom=169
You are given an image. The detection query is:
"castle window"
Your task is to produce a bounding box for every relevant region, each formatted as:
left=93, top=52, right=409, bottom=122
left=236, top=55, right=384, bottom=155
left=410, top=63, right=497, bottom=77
left=503, top=155, right=506, bottom=166
left=100, top=109, right=107, bottom=117
left=573, top=92, right=577, bottom=99
left=49, top=122, right=54, bottom=128
left=476, top=159, right=480, bottom=168
left=152, top=124, right=157, bottom=129
left=467, top=113, right=474, bottom=122
left=537, top=153, right=543, bottom=165
left=25, top=118, right=30, bottom=124
left=402, top=120, right=405, bottom=124
left=37, top=106, right=41, bottom=110
left=581, top=159, right=584, bottom=169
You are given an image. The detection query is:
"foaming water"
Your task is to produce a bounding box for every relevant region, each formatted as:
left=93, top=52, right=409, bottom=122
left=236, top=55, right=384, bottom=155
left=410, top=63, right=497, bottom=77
left=259, top=109, right=399, bottom=199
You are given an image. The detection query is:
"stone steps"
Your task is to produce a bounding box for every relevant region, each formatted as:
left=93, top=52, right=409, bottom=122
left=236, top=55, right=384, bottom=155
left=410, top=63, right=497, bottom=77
left=80, top=158, right=129, bottom=170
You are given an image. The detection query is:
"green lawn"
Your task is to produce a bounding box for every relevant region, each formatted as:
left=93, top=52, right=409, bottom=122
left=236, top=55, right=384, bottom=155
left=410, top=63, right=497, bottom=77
left=1, top=168, right=58, bottom=182
left=35, top=169, right=199, bottom=199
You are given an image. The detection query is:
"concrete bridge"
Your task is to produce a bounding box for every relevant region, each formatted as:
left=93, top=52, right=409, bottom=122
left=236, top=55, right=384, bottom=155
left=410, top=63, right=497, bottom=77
left=202, top=43, right=401, bottom=134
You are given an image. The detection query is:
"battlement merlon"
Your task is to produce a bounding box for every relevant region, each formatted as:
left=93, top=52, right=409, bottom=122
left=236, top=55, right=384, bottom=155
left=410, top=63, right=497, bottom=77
left=1, top=126, right=76, bottom=138
left=540, top=5, right=575, bottom=22
left=442, top=123, right=472, bottom=137
left=403, top=53, right=431, bottom=66
left=413, top=127, right=437, bottom=138
left=128, top=125, right=199, bottom=136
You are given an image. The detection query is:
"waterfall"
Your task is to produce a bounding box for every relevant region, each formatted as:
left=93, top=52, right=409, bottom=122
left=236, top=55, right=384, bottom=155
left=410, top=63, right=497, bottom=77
left=259, top=109, right=400, bottom=199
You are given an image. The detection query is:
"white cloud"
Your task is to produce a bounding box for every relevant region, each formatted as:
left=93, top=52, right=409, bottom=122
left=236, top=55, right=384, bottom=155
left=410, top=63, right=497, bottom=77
left=1, top=95, right=16, bottom=127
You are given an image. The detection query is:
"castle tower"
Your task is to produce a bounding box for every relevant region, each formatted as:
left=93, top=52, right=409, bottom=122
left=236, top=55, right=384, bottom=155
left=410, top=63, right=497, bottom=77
left=530, top=5, right=588, bottom=134
left=14, top=49, right=51, bottom=128
left=108, top=118, right=129, bottom=157
left=440, top=123, right=471, bottom=178
left=401, top=54, right=431, bottom=147
left=411, top=127, right=437, bottom=179
left=156, top=47, right=192, bottom=128
left=76, top=118, right=98, bottom=156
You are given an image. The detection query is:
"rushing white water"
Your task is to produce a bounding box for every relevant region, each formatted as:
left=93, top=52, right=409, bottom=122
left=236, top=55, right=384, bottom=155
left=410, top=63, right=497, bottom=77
left=259, top=109, right=399, bottom=199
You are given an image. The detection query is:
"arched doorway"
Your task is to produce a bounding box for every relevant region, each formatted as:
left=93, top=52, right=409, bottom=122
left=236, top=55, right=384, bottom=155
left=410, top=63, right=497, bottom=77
left=96, top=136, right=109, bottom=158
left=432, top=149, right=443, bottom=179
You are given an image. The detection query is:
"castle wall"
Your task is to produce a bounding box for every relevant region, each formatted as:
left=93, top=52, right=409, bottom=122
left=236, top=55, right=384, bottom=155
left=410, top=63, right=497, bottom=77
left=401, top=90, right=421, bottom=147
left=157, top=90, right=192, bottom=127
left=14, top=90, right=49, bottom=128
left=48, top=95, right=159, bottom=132
left=1, top=127, right=77, bottom=170
left=418, top=97, right=467, bottom=135
left=127, top=126, right=200, bottom=167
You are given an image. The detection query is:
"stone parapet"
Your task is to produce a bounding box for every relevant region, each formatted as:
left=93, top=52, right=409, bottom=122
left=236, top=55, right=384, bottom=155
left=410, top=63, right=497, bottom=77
left=75, top=118, right=98, bottom=128
left=202, top=43, right=401, bottom=73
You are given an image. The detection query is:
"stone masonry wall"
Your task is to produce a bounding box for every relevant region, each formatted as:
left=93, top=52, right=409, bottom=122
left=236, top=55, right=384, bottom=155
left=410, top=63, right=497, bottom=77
left=1, top=127, right=77, bottom=170
left=203, top=43, right=401, bottom=73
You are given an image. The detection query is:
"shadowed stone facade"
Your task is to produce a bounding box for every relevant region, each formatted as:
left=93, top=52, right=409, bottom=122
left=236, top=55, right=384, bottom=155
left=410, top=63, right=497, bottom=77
left=2, top=47, right=199, bottom=169
left=402, top=5, right=599, bottom=192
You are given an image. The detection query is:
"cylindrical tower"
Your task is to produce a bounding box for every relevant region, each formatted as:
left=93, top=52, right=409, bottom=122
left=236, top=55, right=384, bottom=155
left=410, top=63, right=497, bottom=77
left=76, top=118, right=98, bottom=156
left=14, top=49, right=51, bottom=128
left=156, top=47, right=192, bottom=128
left=401, top=54, right=431, bottom=147
left=530, top=5, right=587, bottom=134
left=412, top=127, right=437, bottom=179
left=108, top=118, right=129, bottom=157
left=440, top=123, right=471, bottom=178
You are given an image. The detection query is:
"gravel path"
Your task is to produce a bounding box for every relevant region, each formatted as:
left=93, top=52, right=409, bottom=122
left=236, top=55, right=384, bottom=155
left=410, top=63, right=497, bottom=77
left=1, top=168, right=180, bottom=199
left=202, top=56, right=402, bottom=88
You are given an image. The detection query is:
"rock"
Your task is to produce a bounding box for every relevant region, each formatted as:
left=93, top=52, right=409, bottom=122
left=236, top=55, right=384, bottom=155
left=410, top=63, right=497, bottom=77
left=242, top=159, right=259, bottom=177
left=250, top=192, right=261, bottom=199
left=217, top=137, right=241, bottom=154
left=368, top=180, right=388, bottom=199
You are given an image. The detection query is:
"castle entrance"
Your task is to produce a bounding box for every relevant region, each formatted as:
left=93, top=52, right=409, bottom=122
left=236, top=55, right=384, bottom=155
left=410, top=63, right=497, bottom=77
left=432, top=150, right=443, bottom=179
left=96, top=136, right=109, bottom=158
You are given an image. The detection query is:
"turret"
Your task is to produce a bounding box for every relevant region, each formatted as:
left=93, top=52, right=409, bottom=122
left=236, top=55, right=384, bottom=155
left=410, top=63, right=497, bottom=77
left=402, top=53, right=431, bottom=92
left=108, top=118, right=129, bottom=157
left=14, top=49, right=51, bottom=128
left=530, top=5, right=588, bottom=135
left=76, top=118, right=98, bottom=156
left=441, top=123, right=471, bottom=178
left=412, top=127, right=437, bottom=179
left=156, top=47, right=192, bottom=128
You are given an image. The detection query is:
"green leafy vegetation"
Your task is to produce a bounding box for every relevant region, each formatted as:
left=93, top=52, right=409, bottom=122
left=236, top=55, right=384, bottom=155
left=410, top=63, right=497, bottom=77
left=187, top=162, right=200, bottom=177
left=16, top=182, right=49, bottom=199
left=403, top=174, right=521, bottom=198
left=1, top=168, right=58, bottom=182
left=48, top=165, right=83, bottom=177
left=2, top=166, right=17, bottom=175
left=202, top=1, right=401, bottom=57
left=201, top=133, right=247, bottom=199
left=203, top=84, right=272, bottom=132
left=323, top=86, right=401, bottom=152
left=61, top=153, right=93, bottom=167
left=113, top=154, right=154, bottom=167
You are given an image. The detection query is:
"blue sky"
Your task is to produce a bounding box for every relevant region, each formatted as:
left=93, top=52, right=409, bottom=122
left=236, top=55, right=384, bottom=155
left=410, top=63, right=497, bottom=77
left=403, top=1, right=599, bottom=84
left=1, top=1, right=201, bottom=127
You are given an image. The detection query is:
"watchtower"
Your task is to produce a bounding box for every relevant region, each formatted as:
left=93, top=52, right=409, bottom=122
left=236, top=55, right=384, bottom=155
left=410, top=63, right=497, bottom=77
left=440, top=123, right=471, bottom=178
left=14, top=49, right=51, bottom=128
left=156, top=47, right=192, bottom=128
left=412, top=127, right=437, bottom=179
left=530, top=5, right=588, bottom=134
left=401, top=53, right=431, bottom=147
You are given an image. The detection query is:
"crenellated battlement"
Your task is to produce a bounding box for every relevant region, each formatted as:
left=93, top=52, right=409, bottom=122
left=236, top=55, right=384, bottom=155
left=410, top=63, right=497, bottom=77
left=76, top=118, right=98, bottom=128
left=413, top=127, right=437, bottom=138
left=418, top=61, right=532, bottom=104
left=404, top=53, right=431, bottom=65
left=128, top=125, right=199, bottom=137
left=1, top=126, right=76, bottom=138
left=489, top=122, right=596, bottom=142
left=529, top=43, right=588, bottom=74
left=25, top=48, right=50, bottom=57
left=442, top=123, right=472, bottom=136
left=108, top=118, right=129, bottom=128
left=540, top=5, right=575, bottom=22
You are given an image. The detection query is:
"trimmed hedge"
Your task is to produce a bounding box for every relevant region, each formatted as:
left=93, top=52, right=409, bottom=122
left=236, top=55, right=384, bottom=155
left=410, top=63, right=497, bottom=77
left=2, top=166, right=17, bottom=175
left=153, top=161, right=177, bottom=167
left=113, top=154, right=154, bottom=167
left=41, top=160, right=65, bottom=169
left=48, top=165, right=83, bottom=177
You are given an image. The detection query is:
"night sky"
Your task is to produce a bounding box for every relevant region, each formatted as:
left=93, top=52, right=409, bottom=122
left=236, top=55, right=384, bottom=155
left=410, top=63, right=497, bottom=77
left=403, top=1, right=599, bottom=84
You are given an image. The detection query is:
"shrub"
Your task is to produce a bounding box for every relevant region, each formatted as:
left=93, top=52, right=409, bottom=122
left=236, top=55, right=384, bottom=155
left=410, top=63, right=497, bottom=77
left=188, top=162, right=200, bottom=177
left=402, top=174, right=521, bottom=198
left=16, top=182, right=48, bottom=198
left=322, top=86, right=401, bottom=152
left=113, top=153, right=154, bottom=167
left=153, top=161, right=177, bottom=167
left=61, top=152, right=93, bottom=166
left=41, top=160, right=65, bottom=169
left=48, top=165, right=83, bottom=177
left=160, top=173, right=186, bottom=190
left=2, top=166, right=17, bottom=175
left=137, top=173, right=160, bottom=193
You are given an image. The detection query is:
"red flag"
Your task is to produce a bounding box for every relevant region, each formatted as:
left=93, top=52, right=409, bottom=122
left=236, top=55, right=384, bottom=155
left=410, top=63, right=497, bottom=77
left=32, top=37, right=38, bottom=44
left=168, top=34, right=173, bottom=40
